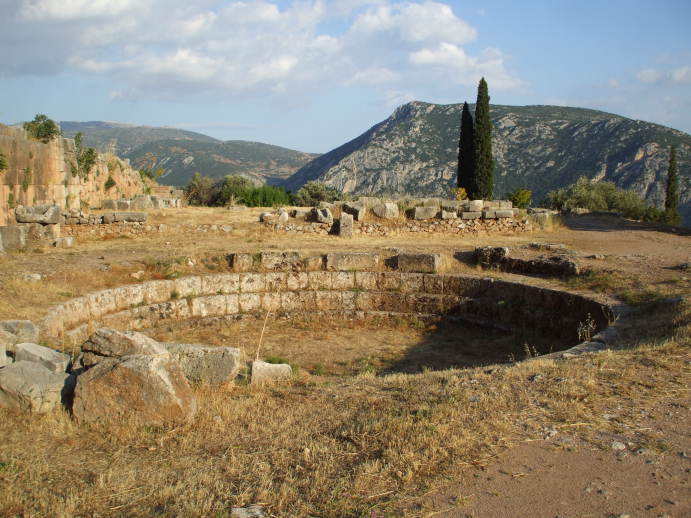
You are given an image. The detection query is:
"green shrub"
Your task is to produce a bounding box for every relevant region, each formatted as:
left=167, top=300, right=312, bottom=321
left=74, top=133, right=97, bottom=178
left=21, top=167, right=31, bottom=192
left=104, top=175, right=116, bottom=190
left=184, top=172, right=217, bottom=206
left=545, top=177, right=662, bottom=222
left=23, top=114, right=60, bottom=143
left=506, top=188, right=532, bottom=208
left=216, top=175, right=253, bottom=206
left=239, top=185, right=291, bottom=207
left=292, top=181, right=343, bottom=206
left=0, top=150, right=7, bottom=172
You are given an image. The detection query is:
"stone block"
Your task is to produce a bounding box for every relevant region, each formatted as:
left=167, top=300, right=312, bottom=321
left=14, top=343, right=70, bottom=373
left=482, top=210, right=497, bottom=219
left=53, top=237, right=74, bottom=248
left=239, top=273, right=265, bottom=293
left=113, top=212, right=146, bottom=223
left=302, top=255, right=324, bottom=271
left=326, top=252, right=380, bottom=271
left=341, top=291, right=357, bottom=310
left=202, top=273, right=239, bottom=295
left=397, top=253, right=441, bottom=274
left=116, top=200, right=131, bottom=210
left=130, top=195, right=153, bottom=210
left=259, top=212, right=273, bottom=223
left=0, top=225, right=27, bottom=250
left=173, top=276, right=203, bottom=298
left=102, top=200, right=117, bottom=210
left=261, top=292, right=282, bottom=312
left=354, top=271, right=378, bottom=290
left=498, top=200, right=513, bottom=209
left=260, top=251, right=301, bottom=270
left=251, top=360, right=292, bottom=385
left=286, top=272, right=309, bottom=290
left=372, top=202, right=399, bottom=219
left=81, top=328, right=169, bottom=368
left=308, top=271, right=332, bottom=290
left=142, top=280, right=175, bottom=304
left=413, top=206, right=438, bottom=220
left=277, top=210, right=289, bottom=223
left=162, top=343, right=241, bottom=385
left=461, top=211, right=482, bottom=220
left=72, top=355, right=196, bottom=425
left=191, top=295, right=228, bottom=318
left=229, top=253, right=254, bottom=272
left=0, top=320, right=39, bottom=352
left=495, top=209, right=514, bottom=218
left=378, top=272, right=402, bottom=291
left=225, top=294, right=239, bottom=314
left=0, top=361, right=73, bottom=413
left=441, top=210, right=458, bottom=219
left=399, top=273, right=425, bottom=293
left=264, top=272, right=288, bottom=292
left=0, top=344, right=11, bottom=367
left=15, top=204, right=61, bottom=224
left=239, top=293, right=261, bottom=312
left=315, top=291, right=341, bottom=311
left=483, top=200, right=501, bottom=209
left=468, top=200, right=484, bottom=211
left=339, top=213, right=354, bottom=238
left=342, top=202, right=366, bottom=221
left=332, top=271, right=355, bottom=289
left=102, top=213, right=115, bottom=224
left=311, top=207, right=333, bottom=225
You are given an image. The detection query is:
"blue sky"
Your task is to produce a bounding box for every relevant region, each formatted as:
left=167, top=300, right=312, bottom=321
left=1, top=0, right=690, bottom=153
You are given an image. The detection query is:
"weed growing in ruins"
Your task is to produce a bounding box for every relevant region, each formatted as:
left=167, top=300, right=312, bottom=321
left=577, top=313, right=596, bottom=342
left=21, top=167, right=31, bottom=191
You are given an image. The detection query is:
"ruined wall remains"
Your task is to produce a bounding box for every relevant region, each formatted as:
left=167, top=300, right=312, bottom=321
left=0, top=124, right=147, bottom=226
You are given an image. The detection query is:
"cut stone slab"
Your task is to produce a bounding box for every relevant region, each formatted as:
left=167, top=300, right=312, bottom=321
left=80, top=328, right=169, bottom=369
left=342, top=201, right=366, bottom=221
left=0, top=320, right=39, bottom=353
left=468, top=200, right=484, bottom=211
left=495, top=209, right=514, bottom=218
left=162, top=343, right=241, bottom=385
left=413, top=206, right=438, bottom=220
left=397, top=253, right=441, bottom=273
left=338, top=213, right=354, bottom=238
left=259, top=212, right=273, bottom=223
left=441, top=210, right=458, bottom=219
left=231, top=505, right=267, bottom=518
left=474, top=246, right=510, bottom=266
left=482, top=210, right=497, bottom=219
left=229, top=253, right=254, bottom=272
left=372, top=202, right=399, bottom=219
left=251, top=360, right=292, bottom=385
left=113, top=212, right=147, bottom=223
left=461, top=211, right=482, bottom=220
left=312, top=207, right=333, bottom=225
left=0, top=225, right=27, bottom=250
left=72, top=355, right=197, bottom=425
left=14, top=343, right=70, bottom=374
left=53, top=237, right=75, bottom=248
left=260, top=251, right=302, bottom=270
left=130, top=195, right=153, bottom=210
left=116, top=200, right=131, bottom=210
left=15, top=204, right=61, bottom=225
left=101, top=200, right=117, bottom=210
left=0, top=344, right=10, bottom=367
left=0, top=361, right=73, bottom=413
left=326, top=252, right=380, bottom=271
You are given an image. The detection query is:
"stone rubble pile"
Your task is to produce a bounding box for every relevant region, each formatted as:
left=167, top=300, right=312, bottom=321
left=474, top=245, right=582, bottom=277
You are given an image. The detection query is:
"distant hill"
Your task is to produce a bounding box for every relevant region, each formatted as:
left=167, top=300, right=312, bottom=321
left=61, top=121, right=318, bottom=186
left=285, top=102, right=691, bottom=225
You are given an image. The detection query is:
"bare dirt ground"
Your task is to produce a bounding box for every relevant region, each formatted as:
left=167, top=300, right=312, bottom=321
left=0, top=208, right=689, bottom=517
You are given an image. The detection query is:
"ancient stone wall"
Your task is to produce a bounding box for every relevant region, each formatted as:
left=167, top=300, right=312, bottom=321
left=0, top=124, right=147, bottom=226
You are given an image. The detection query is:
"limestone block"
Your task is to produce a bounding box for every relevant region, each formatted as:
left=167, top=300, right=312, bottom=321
left=173, top=276, right=203, bottom=298
left=102, top=200, right=117, bottom=210
left=339, top=213, right=354, bottom=238
left=261, top=292, right=282, bottom=312
left=341, top=291, right=357, bottom=310
left=72, top=355, right=196, bottom=425
left=315, top=291, right=341, bottom=311
left=498, top=200, right=513, bottom=209
left=202, top=274, right=239, bottom=295
left=79, top=328, right=168, bottom=371
left=130, top=195, right=153, bottom=210
left=112, top=284, right=145, bottom=310
left=400, top=273, right=425, bottom=293
left=495, top=209, right=514, bottom=218
left=342, top=202, right=366, bottom=221
left=102, top=213, right=115, bottom=224
left=378, top=272, right=402, bottom=291
left=277, top=210, right=289, bottom=224
left=482, top=210, right=497, bottom=219
left=53, top=237, right=74, bottom=248
left=461, top=211, right=482, bottom=220
left=372, top=202, right=399, bottom=219
left=483, top=200, right=501, bottom=209
left=312, top=207, right=333, bottom=225
left=423, top=274, right=445, bottom=294
left=116, top=200, right=131, bottom=210
left=0, top=225, right=27, bottom=250
left=191, top=295, right=228, bottom=318
left=296, top=291, right=317, bottom=311
left=397, top=253, right=441, bottom=273
left=14, top=343, right=70, bottom=373
left=354, top=271, right=378, bottom=290
left=143, top=280, right=175, bottom=304
left=308, top=271, right=332, bottom=290
left=441, top=200, right=463, bottom=212
left=302, top=255, right=324, bottom=271
left=264, top=272, right=288, bottom=292
left=229, top=253, right=254, bottom=272
left=251, top=360, right=292, bottom=385
left=332, top=271, right=355, bottom=289
left=260, top=251, right=301, bottom=270
left=15, top=204, right=61, bottom=224
left=113, top=212, right=146, bottom=223
left=239, top=293, right=262, bottom=312
left=468, top=200, right=484, bottom=211
left=475, top=246, right=510, bottom=266
left=413, top=206, right=438, bottom=220
left=162, top=343, right=241, bottom=385
left=286, top=272, right=309, bottom=290
left=259, top=212, right=273, bottom=223
left=0, top=344, right=11, bottom=367
left=0, top=361, right=73, bottom=413
left=239, top=273, right=265, bottom=293
left=225, top=294, right=239, bottom=314
left=326, top=252, right=380, bottom=271
left=0, top=320, right=39, bottom=352
left=441, top=210, right=458, bottom=219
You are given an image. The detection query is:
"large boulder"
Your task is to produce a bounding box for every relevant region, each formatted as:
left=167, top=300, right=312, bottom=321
left=15, top=205, right=61, bottom=225
left=14, top=343, right=70, bottom=373
left=161, top=343, right=241, bottom=385
left=372, top=202, right=399, bottom=219
left=79, top=328, right=169, bottom=369
left=0, top=361, right=74, bottom=413
left=0, top=320, right=39, bottom=353
left=72, top=355, right=197, bottom=425
left=251, top=360, right=292, bottom=385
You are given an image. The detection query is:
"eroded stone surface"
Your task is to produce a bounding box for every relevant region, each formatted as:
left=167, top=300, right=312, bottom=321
left=0, top=320, right=39, bottom=353
left=251, top=360, right=292, bottom=385
left=14, top=343, right=70, bottom=374
left=162, top=343, right=241, bottom=385
left=0, top=361, right=73, bottom=413
left=80, top=328, right=169, bottom=368
left=397, top=253, right=441, bottom=274
left=373, top=202, right=399, bottom=219
left=339, top=213, right=354, bottom=238
left=326, top=252, right=380, bottom=271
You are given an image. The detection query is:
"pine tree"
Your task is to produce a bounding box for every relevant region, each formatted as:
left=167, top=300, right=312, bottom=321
left=664, top=145, right=681, bottom=225
left=457, top=101, right=475, bottom=191
left=472, top=77, right=494, bottom=199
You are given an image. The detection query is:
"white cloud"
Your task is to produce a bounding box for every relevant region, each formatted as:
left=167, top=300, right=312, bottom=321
left=20, top=0, right=141, bottom=20
left=671, top=65, right=691, bottom=84
left=608, top=78, right=619, bottom=88
left=636, top=68, right=661, bottom=83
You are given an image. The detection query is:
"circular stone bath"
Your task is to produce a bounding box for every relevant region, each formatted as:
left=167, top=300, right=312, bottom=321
left=40, top=270, right=614, bottom=372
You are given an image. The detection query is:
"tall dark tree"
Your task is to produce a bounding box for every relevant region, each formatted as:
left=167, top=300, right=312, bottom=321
left=664, top=145, right=681, bottom=225
left=472, top=77, right=494, bottom=199
left=457, top=101, right=475, bottom=191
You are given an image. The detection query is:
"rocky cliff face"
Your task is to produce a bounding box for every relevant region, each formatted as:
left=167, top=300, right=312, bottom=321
left=286, top=102, right=691, bottom=225
left=0, top=124, right=147, bottom=226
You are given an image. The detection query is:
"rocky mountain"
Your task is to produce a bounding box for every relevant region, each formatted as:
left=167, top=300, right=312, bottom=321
left=61, top=121, right=317, bottom=187
left=285, top=102, right=690, bottom=224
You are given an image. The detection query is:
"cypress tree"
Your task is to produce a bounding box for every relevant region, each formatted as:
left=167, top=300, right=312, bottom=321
left=472, top=77, right=494, bottom=199
left=664, top=145, right=681, bottom=225
left=457, top=101, right=475, bottom=191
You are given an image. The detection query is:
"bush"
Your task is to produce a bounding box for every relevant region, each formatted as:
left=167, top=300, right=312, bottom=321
left=506, top=188, right=532, bottom=209
left=104, top=175, right=116, bottom=190
left=184, top=173, right=218, bottom=206
left=0, top=151, right=7, bottom=172
left=293, top=181, right=342, bottom=206
left=23, top=114, right=61, bottom=143
left=450, top=187, right=468, bottom=201
left=74, top=133, right=97, bottom=178
left=216, top=175, right=253, bottom=206
left=545, top=177, right=662, bottom=222
left=239, top=185, right=292, bottom=207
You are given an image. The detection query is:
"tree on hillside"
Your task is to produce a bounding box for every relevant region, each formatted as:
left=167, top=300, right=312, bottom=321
left=663, top=145, right=681, bottom=226
left=457, top=101, right=475, bottom=192
left=472, top=78, right=494, bottom=199
left=0, top=150, right=7, bottom=172
left=23, top=114, right=61, bottom=143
